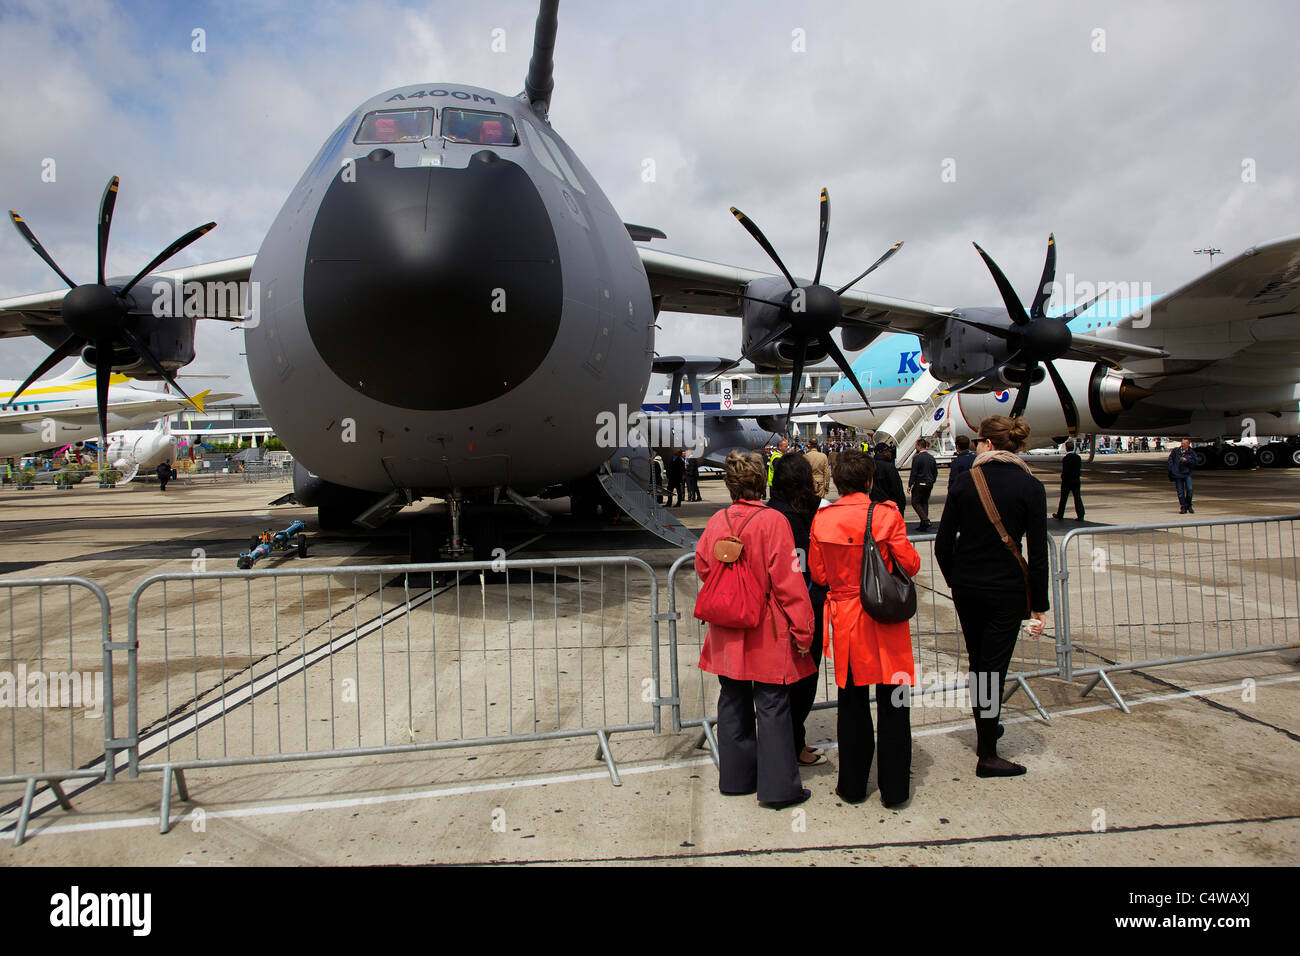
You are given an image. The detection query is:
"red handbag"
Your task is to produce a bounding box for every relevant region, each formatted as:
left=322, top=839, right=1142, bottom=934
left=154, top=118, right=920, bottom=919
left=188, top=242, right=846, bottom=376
left=694, top=506, right=766, bottom=629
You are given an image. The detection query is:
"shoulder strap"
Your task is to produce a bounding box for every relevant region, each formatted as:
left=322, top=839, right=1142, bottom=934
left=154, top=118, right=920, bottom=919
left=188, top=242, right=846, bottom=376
left=970, top=465, right=1032, bottom=615
left=724, top=503, right=765, bottom=539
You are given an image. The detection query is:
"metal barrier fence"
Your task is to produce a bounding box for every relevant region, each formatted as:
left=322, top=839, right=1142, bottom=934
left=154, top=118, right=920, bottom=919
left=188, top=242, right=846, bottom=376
left=0, top=577, right=120, bottom=847
left=123, top=557, right=663, bottom=832
left=664, top=534, right=1067, bottom=765
left=1058, top=514, right=1300, bottom=711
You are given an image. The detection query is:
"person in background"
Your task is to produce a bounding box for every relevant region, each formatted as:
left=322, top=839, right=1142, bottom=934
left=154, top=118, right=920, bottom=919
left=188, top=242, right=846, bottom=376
left=1168, top=438, right=1197, bottom=513
left=804, top=442, right=831, bottom=500
left=156, top=460, right=172, bottom=492
left=766, top=437, right=789, bottom=492
left=935, top=416, right=1048, bottom=778
left=667, top=449, right=687, bottom=507
left=908, top=438, right=938, bottom=531
left=810, top=450, right=921, bottom=807
left=869, top=444, right=907, bottom=515
left=695, top=451, right=816, bottom=809
left=949, top=435, right=975, bottom=480
left=769, top=454, right=829, bottom=768
left=685, top=454, right=702, bottom=502
left=1052, top=440, right=1085, bottom=521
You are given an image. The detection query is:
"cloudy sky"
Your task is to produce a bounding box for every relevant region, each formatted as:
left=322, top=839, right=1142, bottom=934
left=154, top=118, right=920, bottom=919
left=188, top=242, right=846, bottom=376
left=1, top=0, right=1295, bottom=401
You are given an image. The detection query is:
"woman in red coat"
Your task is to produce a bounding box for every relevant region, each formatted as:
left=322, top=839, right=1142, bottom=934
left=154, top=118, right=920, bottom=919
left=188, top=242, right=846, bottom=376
left=810, top=449, right=921, bottom=807
left=696, top=451, right=816, bottom=808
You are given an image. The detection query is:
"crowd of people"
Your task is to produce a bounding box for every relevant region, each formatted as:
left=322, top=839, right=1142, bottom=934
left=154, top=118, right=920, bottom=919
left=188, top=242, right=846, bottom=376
left=693, top=415, right=1053, bottom=810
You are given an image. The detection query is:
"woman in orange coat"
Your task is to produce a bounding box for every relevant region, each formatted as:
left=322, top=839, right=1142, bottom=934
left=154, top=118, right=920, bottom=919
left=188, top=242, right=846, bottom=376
left=810, top=449, right=921, bottom=807
left=697, top=451, right=816, bottom=808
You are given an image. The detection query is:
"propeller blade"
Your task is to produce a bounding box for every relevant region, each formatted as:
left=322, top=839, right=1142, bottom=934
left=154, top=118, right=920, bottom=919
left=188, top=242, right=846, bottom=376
left=1029, top=233, right=1056, bottom=320
left=729, top=206, right=798, bottom=289
left=817, top=332, right=871, bottom=409
left=94, top=339, right=114, bottom=450
left=812, top=188, right=830, bottom=285
left=834, top=241, right=904, bottom=296
left=1058, top=289, right=1107, bottom=322
left=680, top=288, right=789, bottom=310
left=742, top=320, right=794, bottom=361
left=119, top=326, right=198, bottom=407
left=973, top=242, right=1030, bottom=327
left=786, top=340, right=807, bottom=424
left=118, top=221, right=216, bottom=298
left=703, top=360, right=742, bottom=387
left=932, top=351, right=1023, bottom=398
left=948, top=314, right=1017, bottom=338
left=4, top=333, right=85, bottom=408
left=1010, top=373, right=1033, bottom=418
left=1044, top=360, right=1079, bottom=437
left=97, top=176, right=120, bottom=287
left=8, top=211, right=77, bottom=290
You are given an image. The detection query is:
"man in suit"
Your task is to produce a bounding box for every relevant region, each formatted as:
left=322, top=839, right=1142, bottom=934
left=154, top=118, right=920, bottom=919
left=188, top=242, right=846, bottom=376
left=950, top=435, right=975, bottom=481
left=908, top=438, right=938, bottom=531
left=667, top=449, right=687, bottom=507
left=869, top=444, right=907, bottom=514
left=804, top=442, right=831, bottom=499
left=1052, top=440, right=1085, bottom=521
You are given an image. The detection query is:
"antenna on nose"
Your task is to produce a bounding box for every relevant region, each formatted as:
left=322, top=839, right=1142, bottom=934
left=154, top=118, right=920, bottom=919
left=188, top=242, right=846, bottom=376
left=523, top=0, right=559, bottom=121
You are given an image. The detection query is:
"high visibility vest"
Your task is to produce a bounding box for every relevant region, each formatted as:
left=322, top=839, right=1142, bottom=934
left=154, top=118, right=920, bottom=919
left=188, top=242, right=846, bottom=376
left=767, top=451, right=783, bottom=486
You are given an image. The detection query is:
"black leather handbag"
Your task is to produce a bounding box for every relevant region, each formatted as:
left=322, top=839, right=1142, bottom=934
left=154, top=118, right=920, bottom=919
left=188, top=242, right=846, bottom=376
left=859, top=502, right=917, bottom=623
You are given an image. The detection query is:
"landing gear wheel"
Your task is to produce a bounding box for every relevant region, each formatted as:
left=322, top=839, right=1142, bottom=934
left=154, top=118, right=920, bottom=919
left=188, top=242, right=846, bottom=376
left=317, top=503, right=356, bottom=531
left=296, top=534, right=308, bottom=558
left=1220, top=447, right=1242, bottom=469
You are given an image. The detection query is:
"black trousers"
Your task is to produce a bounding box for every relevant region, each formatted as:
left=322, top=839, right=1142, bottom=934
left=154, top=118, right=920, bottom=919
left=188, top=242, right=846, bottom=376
left=952, top=586, right=1023, bottom=758
left=686, top=475, right=700, bottom=501
left=668, top=478, right=685, bottom=505
left=716, top=676, right=802, bottom=803
left=1056, top=481, right=1084, bottom=519
left=836, top=663, right=912, bottom=804
left=910, top=484, right=933, bottom=526
left=789, top=591, right=826, bottom=757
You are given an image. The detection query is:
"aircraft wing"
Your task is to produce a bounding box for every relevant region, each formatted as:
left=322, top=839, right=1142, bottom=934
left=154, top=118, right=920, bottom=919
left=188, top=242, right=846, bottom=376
left=638, top=246, right=1161, bottom=363
left=0, top=255, right=257, bottom=339
left=1105, top=234, right=1300, bottom=378
left=0, top=390, right=240, bottom=433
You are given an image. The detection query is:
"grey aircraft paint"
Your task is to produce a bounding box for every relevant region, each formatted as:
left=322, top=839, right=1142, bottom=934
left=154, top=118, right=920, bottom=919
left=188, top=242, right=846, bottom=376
left=246, top=81, right=655, bottom=500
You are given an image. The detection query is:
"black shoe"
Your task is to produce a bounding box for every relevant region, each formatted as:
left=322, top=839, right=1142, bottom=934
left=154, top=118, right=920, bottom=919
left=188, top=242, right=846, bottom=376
left=976, top=756, right=1026, bottom=777
left=762, top=788, right=812, bottom=810
left=1051, top=514, right=1063, bottom=521
left=1187, top=506, right=1194, bottom=513
left=833, top=788, right=866, bottom=805
left=719, top=787, right=758, bottom=797
left=882, top=794, right=910, bottom=809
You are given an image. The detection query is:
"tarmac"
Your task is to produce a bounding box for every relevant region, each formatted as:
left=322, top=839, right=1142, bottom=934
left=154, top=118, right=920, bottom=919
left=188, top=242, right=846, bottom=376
left=1, top=453, right=1297, bottom=866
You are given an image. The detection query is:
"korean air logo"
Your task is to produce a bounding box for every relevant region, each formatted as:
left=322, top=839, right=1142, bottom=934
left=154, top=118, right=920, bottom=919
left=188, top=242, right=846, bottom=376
left=897, top=351, right=929, bottom=375
left=993, top=390, right=1010, bottom=404
left=932, top=407, right=945, bottom=422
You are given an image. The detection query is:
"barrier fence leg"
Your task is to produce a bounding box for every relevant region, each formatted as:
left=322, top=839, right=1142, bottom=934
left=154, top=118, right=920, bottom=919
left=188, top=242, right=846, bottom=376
left=14, top=779, right=37, bottom=847
left=1003, top=676, right=1050, bottom=721
left=1082, top=668, right=1131, bottom=714
left=160, top=766, right=190, bottom=834
left=594, top=730, right=622, bottom=787
left=697, top=719, right=720, bottom=770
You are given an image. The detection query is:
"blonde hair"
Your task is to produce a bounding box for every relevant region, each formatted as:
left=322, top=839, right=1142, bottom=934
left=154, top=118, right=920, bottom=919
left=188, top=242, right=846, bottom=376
left=723, top=450, right=766, bottom=501
left=977, top=415, right=1031, bottom=453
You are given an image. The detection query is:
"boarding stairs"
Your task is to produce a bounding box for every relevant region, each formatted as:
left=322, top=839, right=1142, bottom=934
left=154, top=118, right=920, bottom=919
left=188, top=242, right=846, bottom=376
left=874, top=371, right=949, bottom=469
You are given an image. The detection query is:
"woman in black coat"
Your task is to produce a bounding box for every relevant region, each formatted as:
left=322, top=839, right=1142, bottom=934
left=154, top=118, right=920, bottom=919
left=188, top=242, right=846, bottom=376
left=768, top=453, right=829, bottom=767
left=934, top=415, right=1049, bottom=778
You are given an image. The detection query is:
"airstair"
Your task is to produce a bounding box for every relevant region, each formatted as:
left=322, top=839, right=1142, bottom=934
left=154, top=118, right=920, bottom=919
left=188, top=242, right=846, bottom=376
left=873, top=371, right=950, bottom=469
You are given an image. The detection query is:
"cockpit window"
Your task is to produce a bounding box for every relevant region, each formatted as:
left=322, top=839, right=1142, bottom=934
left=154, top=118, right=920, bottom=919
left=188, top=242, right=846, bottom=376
left=440, top=109, right=519, bottom=146
left=354, top=109, right=434, bottom=144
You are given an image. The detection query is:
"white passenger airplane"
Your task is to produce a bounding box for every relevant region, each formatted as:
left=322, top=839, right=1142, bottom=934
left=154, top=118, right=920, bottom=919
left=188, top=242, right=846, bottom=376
left=0, top=360, right=236, bottom=460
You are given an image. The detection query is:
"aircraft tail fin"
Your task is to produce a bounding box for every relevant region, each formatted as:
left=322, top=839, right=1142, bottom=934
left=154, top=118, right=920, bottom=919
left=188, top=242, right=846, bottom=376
left=523, top=0, right=559, bottom=120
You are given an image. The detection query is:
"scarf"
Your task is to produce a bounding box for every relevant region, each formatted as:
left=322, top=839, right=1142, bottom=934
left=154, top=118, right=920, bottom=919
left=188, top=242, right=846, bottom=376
left=973, top=448, right=1034, bottom=475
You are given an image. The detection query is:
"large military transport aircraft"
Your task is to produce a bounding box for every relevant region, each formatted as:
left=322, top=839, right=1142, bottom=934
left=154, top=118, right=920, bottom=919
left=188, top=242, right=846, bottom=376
left=2, top=0, right=1296, bottom=555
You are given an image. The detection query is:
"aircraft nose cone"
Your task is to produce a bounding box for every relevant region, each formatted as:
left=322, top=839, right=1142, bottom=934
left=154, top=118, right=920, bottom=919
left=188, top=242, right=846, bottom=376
left=303, top=150, right=562, bottom=411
